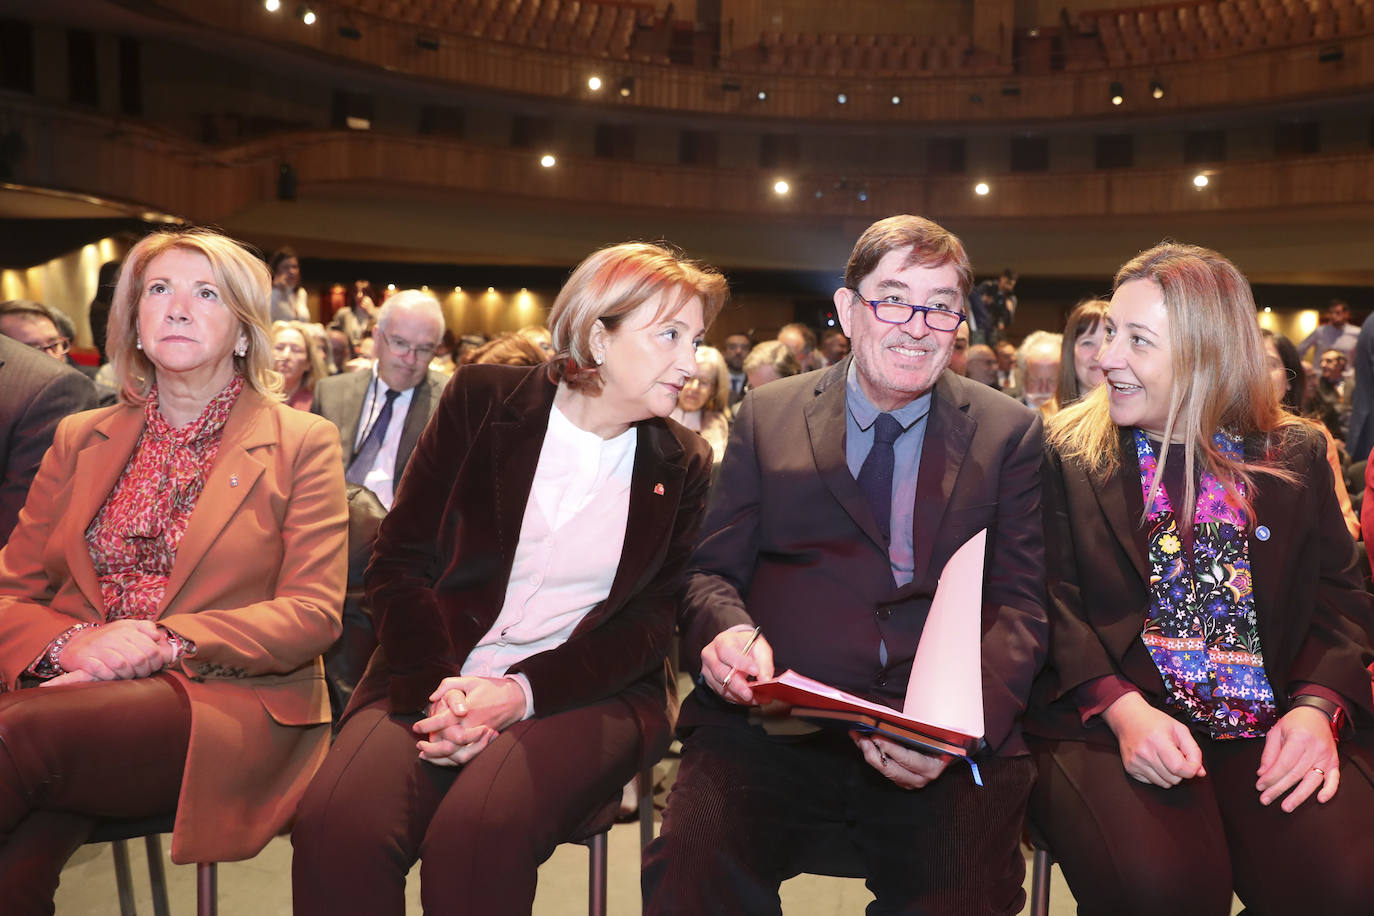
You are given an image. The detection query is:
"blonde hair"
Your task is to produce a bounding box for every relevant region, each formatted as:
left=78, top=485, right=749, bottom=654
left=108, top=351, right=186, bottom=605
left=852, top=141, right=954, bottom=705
left=548, top=241, right=729, bottom=394
left=693, top=345, right=731, bottom=413
left=1047, top=242, right=1301, bottom=526
left=108, top=228, right=281, bottom=404
left=272, top=320, right=329, bottom=393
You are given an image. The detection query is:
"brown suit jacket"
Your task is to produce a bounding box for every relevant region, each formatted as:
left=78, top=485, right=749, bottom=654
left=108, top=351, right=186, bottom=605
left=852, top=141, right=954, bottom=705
left=1027, top=425, right=1374, bottom=772
left=347, top=363, right=713, bottom=762
left=0, top=388, right=347, bottom=863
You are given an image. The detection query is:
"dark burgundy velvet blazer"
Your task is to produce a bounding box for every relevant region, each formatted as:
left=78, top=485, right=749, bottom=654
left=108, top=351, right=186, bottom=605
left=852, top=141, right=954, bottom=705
left=345, top=363, right=713, bottom=758
left=1026, top=424, right=1374, bottom=772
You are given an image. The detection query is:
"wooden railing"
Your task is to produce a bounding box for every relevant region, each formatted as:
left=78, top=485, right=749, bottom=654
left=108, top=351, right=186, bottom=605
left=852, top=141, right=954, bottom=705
left=7, top=98, right=1374, bottom=225
left=138, top=0, right=1374, bottom=121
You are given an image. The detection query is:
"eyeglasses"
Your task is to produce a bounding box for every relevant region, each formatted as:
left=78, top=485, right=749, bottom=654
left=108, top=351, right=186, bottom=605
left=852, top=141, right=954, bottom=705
left=35, top=338, right=71, bottom=357
left=848, top=291, right=966, bottom=333
left=377, top=328, right=438, bottom=359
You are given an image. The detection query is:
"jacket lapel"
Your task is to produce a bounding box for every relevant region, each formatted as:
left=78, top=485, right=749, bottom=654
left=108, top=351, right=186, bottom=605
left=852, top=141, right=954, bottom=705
left=64, top=407, right=146, bottom=614
left=805, top=359, right=888, bottom=551
left=909, top=374, right=973, bottom=587
left=395, top=372, right=442, bottom=480
left=338, top=371, right=370, bottom=456
left=159, top=391, right=273, bottom=613
left=488, top=370, right=557, bottom=589
left=1085, top=427, right=1149, bottom=583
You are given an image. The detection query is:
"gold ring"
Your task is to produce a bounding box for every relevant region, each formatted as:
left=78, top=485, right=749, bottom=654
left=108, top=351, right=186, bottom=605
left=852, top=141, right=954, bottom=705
left=1312, top=766, right=1326, bottom=777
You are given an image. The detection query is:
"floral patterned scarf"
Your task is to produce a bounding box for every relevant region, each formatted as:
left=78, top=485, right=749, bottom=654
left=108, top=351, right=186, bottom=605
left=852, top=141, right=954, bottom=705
left=1135, top=428, right=1278, bottom=739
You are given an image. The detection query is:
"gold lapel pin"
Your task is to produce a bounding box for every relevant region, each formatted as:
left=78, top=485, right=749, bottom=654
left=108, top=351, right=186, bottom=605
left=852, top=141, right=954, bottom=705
left=229, top=475, right=239, bottom=488
left=653, top=483, right=665, bottom=495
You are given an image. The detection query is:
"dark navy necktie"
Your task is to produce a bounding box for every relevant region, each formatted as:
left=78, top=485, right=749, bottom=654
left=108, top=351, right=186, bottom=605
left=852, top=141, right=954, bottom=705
left=857, top=412, right=902, bottom=542
left=346, top=388, right=400, bottom=485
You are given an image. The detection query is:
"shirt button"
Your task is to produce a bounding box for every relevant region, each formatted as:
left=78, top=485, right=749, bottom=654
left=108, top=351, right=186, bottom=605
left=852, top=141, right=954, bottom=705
left=875, top=674, right=888, bottom=688
left=876, top=607, right=891, bottom=621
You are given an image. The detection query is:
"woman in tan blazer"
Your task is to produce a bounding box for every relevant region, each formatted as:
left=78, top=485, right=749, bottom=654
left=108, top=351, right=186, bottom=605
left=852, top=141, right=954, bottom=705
left=0, top=228, right=346, bottom=914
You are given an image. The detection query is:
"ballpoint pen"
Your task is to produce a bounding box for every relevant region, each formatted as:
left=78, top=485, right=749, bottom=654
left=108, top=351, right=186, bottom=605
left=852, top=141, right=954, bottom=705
left=720, top=625, right=762, bottom=691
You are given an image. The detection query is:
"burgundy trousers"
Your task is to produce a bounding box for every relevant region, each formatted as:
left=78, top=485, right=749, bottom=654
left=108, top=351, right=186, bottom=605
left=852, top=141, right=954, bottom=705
left=0, top=674, right=191, bottom=916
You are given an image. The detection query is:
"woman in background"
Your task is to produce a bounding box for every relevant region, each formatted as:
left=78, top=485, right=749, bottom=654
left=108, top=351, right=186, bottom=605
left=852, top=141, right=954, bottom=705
left=671, top=344, right=731, bottom=463
left=269, top=247, right=309, bottom=322
left=1026, top=243, right=1374, bottom=915
left=293, top=241, right=727, bottom=915
left=1052, top=298, right=1109, bottom=410
left=0, top=228, right=345, bottom=914
left=272, top=320, right=330, bottom=410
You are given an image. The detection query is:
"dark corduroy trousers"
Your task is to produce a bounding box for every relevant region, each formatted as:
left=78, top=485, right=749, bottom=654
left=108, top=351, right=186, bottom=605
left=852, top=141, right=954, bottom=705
left=642, top=724, right=1034, bottom=916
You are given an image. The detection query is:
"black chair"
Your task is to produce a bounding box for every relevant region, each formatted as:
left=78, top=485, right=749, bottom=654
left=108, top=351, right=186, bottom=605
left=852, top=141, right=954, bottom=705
left=86, top=815, right=217, bottom=916
left=569, top=762, right=656, bottom=916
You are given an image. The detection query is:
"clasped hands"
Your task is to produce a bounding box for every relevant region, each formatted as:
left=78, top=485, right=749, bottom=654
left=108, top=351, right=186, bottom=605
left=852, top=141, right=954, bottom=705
left=414, top=675, right=526, bottom=767
left=43, top=620, right=177, bottom=687
left=1103, top=691, right=1340, bottom=812
left=701, top=627, right=950, bottom=790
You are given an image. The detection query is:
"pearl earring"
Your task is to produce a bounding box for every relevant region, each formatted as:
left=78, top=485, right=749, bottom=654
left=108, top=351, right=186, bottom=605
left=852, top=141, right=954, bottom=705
left=135, top=337, right=142, bottom=350
left=234, top=340, right=247, bottom=357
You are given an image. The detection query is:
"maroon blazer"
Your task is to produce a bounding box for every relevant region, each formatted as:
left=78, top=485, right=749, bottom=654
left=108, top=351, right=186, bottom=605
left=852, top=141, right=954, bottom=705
left=678, top=361, right=1049, bottom=755
left=345, top=363, right=713, bottom=760
left=1026, top=425, right=1374, bottom=771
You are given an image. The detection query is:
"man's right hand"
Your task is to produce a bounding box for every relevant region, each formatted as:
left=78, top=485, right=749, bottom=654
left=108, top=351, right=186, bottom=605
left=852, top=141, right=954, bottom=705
left=1101, top=691, right=1206, bottom=787
left=700, top=627, right=775, bottom=705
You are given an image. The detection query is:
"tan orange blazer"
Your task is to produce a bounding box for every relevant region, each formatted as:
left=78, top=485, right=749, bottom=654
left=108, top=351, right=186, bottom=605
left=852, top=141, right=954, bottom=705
left=0, top=388, right=346, bottom=863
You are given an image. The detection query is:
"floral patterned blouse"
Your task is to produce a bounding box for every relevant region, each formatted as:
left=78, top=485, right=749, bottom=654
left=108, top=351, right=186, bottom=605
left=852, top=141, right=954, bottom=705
left=32, top=376, right=244, bottom=676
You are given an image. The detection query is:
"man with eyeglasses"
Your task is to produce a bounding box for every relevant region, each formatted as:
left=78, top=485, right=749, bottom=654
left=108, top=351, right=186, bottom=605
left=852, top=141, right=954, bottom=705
left=0, top=300, right=74, bottom=362
left=310, top=289, right=448, bottom=717
left=644, top=215, right=1047, bottom=915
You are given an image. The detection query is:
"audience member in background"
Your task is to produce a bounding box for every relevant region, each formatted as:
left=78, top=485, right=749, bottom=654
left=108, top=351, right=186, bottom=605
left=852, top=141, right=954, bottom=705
left=325, top=328, right=352, bottom=375
left=1348, top=312, right=1374, bottom=463
left=518, top=325, right=555, bottom=360
left=948, top=320, right=971, bottom=376
left=778, top=322, right=823, bottom=371
left=273, top=321, right=330, bottom=411
left=722, top=332, right=752, bottom=407
left=88, top=259, right=120, bottom=365
left=671, top=345, right=731, bottom=464
left=1262, top=330, right=1360, bottom=540
left=965, top=343, right=1000, bottom=388
left=269, top=247, right=310, bottom=323
left=1314, top=348, right=1351, bottom=444
left=456, top=333, right=487, bottom=365
left=0, top=228, right=346, bottom=914
left=0, top=300, right=114, bottom=403
left=468, top=330, right=548, bottom=367
left=343, top=326, right=377, bottom=373
left=819, top=327, right=850, bottom=366
left=429, top=329, right=458, bottom=375
left=741, top=339, right=800, bottom=391
left=995, top=339, right=1022, bottom=400
left=292, top=241, right=724, bottom=914
left=1017, top=330, right=1063, bottom=415
left=332, top=280, right=379, bottom=347
left=1053, top=299, right=1110, bottom=410
left=1026, top=242, right=1374, bottom=916
left=1297, top=297, right=1360, bottom=363
left=311, top=291, right=447, bottom=713
left=0, top=335, right=97, bottom=544
left=971, top=268, right=1018, bottom=344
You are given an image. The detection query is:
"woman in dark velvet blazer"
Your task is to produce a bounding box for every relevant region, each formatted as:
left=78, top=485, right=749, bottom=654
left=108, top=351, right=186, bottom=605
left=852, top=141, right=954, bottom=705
left=292, top=242, right=727, bottom=915
left=1025, top=243, right=1374, bottom=916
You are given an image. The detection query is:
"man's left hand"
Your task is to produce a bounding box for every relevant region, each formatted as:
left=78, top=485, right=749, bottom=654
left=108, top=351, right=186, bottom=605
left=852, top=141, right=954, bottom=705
left=852, top=732, right=950, bottom=790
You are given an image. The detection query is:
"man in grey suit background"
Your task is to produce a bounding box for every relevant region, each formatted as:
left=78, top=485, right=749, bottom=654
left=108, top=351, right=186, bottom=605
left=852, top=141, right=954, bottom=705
left=311, top=288, right=447, bottom=714
left=0, top=335, right=97, bottom=545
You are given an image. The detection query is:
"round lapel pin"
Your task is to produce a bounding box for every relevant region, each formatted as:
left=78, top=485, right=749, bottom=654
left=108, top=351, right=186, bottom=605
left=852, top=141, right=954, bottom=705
left=1255, top=525, right=1270, bottom=541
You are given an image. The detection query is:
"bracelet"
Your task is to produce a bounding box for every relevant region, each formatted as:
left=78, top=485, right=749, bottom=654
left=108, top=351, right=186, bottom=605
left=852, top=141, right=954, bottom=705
left=34, top=623, right=99, bottom=678
left=1289, top=694, right=1346, bottom=742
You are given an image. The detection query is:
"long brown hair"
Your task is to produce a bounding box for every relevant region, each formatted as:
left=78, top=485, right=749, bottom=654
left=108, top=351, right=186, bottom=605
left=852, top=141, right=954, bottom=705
left=1048, top=243, right=1302, bottom=526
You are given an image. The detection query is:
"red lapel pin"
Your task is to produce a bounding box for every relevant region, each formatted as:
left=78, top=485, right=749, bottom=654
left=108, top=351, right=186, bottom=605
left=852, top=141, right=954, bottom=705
left=653, top=483, right=665, bottom=495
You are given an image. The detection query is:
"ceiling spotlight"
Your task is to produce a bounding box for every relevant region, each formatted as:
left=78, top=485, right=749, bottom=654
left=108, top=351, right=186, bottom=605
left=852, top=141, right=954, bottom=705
left=300, top=7, right=317, bottom=25
left=773, top=179, right=790, bottom=195
left=487, top=287, right=495, bottom=293
left=386, top=283, right=396, bottom=291
left=587, top=75, right=603, bottom=91
left=974, top=181, right=990, bottom=196
left=264, top=0, right=281, bottom=11
left=1193, top=173, right=1209, bottom=188
left=1109, top=82, right=1124, bottom=106
left=618, top=76, right=634, bottom=98
left=757, top=89, right=767, bottom=101
left=1150, top=80, right=1165, bottom=100
left=1263, top=306, right=1272, bottom=313
left=856, top=190, right=868, bottom=202
left=836, top=92, right=848, bottom=104
left=540, top=153, right=556, bottom=168
left=890, top=95, right=901, bottom=105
